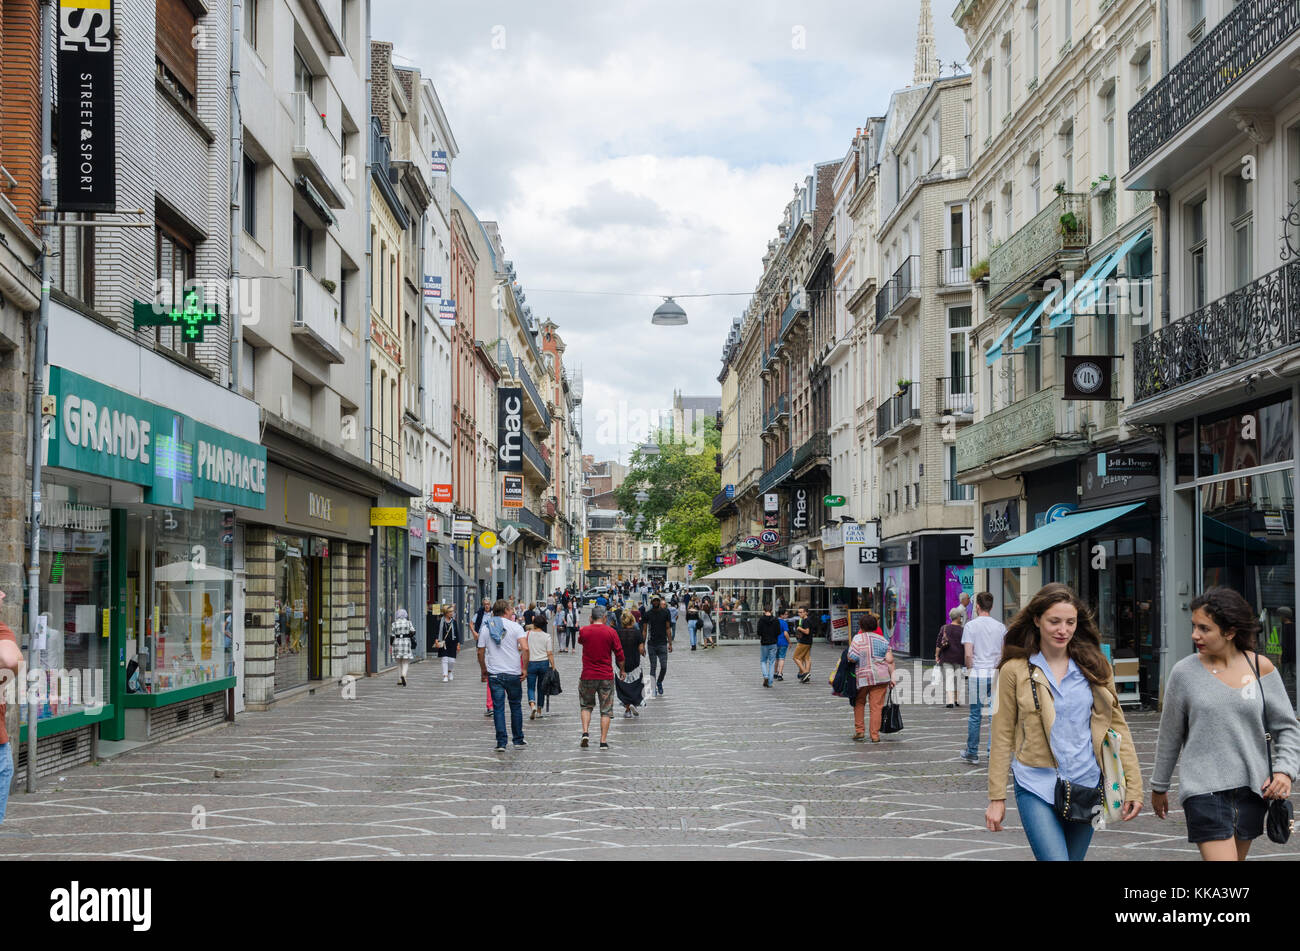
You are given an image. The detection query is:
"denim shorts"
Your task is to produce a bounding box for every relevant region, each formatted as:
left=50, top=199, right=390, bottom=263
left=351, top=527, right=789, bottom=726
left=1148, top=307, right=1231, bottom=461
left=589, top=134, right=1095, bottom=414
left=1182, top=786, right=1268, bottom=843
left=776, top=643, right=788, bottom=659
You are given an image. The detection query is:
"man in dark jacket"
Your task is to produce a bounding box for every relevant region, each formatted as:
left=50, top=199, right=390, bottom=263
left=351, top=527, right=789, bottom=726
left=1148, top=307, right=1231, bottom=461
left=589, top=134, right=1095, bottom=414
left=756, top=606, right=782, bottom=688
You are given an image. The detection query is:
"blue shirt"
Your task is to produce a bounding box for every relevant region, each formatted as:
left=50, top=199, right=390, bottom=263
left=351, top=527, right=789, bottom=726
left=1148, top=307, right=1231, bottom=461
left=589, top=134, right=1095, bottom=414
left=777, top=618, right=789, bottom=647
left=1012, top=653, right=1101, bottom=805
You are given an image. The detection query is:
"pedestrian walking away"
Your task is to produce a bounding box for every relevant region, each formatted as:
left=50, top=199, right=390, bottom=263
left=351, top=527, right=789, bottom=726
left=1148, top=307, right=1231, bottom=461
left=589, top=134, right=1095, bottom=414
left=525, top=617, right=556, bottom=720
left=756, top=605, right=781, bottom=687
left=960, top=592, right=1006, bottom=764
left=477, top=599, right=530, bottom=751
left=774, top=609, right=789, bottom=681
left=615, top=610, right=647, bottom=718
left=0, top=588, right=22, bottom=825
left=1151, top=587, right=1299, bottom=861
left=641, top=596, right=673, bottom=695
left=473, top=597, right=494, bottom=717
left=578, top=605, right=626, bottom=749
left=700, top=599, right=717, bottom=648
left=433, top=603, right=462, bottom=682
left=847, top=612, right=894, bottom=740
left=391, top=608, right=415, bottom=687
left=686, top=598, right=700, bottom=650
left=793, top=606, right=814, bottom=683
left=936, top=607, right=966, bottom=707
left=985, top=583, right=1143, bottom=861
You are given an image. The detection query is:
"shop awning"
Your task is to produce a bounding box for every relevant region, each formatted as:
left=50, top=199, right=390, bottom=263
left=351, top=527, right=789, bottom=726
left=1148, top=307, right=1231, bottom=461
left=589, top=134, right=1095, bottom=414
left=1009, top=290, right=1061, bottom=349
left=1047, top=229, right=1151, bottom=330
left=984, top=302, right=1036, bottom=366
left=974, top=502, right=1145, bottom=568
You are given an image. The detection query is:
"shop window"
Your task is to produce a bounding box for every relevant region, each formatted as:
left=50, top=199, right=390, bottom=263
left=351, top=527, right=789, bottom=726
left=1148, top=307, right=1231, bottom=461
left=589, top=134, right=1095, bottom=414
left=155, top=220, right=197, bottom=359
left=274, top=535, right=310, bottom=692
left=1197, top=394, right=1293, bottom=477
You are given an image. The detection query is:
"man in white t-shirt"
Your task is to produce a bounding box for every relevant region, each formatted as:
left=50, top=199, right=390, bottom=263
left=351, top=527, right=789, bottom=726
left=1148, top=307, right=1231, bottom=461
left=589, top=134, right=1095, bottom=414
left=477, top=599, right=530, bottom=752
left=960, top=591, right=1007, bottom=764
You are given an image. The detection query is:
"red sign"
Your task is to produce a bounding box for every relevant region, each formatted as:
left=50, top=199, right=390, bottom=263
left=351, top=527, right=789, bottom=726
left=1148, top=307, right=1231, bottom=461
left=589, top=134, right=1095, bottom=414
left=427, top=516, right=437, bottom=533
left=431, top=484, right=453, bottom=504
left=723, top=555, right=736, bottom=566
left=550, top=562, right=559, bottom=571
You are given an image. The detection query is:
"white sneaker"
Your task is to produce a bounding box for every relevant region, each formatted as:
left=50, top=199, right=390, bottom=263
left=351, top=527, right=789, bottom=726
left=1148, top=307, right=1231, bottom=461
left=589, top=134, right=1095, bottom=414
left=442, top=676, right=449, bottom=682
left=449, top=673, right=454, bottom=680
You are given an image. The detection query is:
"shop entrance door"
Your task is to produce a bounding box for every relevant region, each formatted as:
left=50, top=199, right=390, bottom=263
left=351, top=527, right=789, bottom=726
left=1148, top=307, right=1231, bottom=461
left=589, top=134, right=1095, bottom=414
left=308, top=554, right=328, bottom=681
left=1091, top=535, right=1157, bottom=701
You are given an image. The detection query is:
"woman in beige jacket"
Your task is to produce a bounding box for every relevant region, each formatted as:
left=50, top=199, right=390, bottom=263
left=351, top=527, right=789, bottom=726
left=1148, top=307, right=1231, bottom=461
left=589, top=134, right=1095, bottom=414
left=985, top=583, right=1144, bottom=860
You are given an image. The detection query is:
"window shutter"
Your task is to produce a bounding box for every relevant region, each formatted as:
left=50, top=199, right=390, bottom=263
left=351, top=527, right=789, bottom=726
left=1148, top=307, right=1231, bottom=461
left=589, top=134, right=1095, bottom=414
left=156, top=0, right=198, bottom=100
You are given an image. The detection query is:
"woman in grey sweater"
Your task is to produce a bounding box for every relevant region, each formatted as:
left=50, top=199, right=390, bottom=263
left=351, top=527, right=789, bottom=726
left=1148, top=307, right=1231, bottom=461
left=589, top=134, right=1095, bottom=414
left=1151, top=587, right=1299, bottom=860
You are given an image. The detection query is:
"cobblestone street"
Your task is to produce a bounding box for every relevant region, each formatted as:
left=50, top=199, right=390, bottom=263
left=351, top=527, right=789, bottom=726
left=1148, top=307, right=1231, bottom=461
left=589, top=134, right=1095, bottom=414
left=2, top=637, right=1293, bottom=861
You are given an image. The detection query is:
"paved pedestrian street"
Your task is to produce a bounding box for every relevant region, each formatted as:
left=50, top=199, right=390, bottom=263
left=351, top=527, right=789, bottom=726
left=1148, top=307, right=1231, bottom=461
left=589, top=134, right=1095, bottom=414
left=2, top=640, right=1293, bottom=861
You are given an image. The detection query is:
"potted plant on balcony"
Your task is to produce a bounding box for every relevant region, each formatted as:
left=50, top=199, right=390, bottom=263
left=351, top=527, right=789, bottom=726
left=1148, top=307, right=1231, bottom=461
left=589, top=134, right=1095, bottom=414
left=1053, top=181, right=1066, bottom=197
left=895, top=378, right=912, bottom=396
left=1089, top=174, right=1113, bottom=196
left=318, top=278, right=337, bottom=294
left=968, top=258, right=990, bottom=283
left=1058, top=210, right=1082, bottom=236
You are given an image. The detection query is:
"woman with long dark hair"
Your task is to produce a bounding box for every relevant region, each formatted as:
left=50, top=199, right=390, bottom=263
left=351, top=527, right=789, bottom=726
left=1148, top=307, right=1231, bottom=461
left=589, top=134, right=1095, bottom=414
left=985, top=583, right=1143, bottom=860
left=1151, top=586, right=1298, bottom=860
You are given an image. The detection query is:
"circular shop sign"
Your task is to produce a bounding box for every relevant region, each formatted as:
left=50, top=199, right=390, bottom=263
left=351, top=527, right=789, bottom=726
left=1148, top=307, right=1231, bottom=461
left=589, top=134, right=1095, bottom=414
left=479, top=531, right=498, bottom=549
left=1071, top=360, right=1105, bottom=395
left=760, top=529, right=780, bottom=546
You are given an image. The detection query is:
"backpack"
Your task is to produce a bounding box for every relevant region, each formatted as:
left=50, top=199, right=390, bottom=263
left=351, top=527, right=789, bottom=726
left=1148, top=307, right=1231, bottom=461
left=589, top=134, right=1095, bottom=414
left=830, top=648, right=859, bottom=702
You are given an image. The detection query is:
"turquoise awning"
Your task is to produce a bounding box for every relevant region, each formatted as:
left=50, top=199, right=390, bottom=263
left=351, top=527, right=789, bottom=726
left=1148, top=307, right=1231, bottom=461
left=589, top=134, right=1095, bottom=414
left=974, top=502, right=1146, bottom=569
left=985, top=303, right=1035, bottom=366
left=1009, top=289, right=1062, bottom=350
left=1048, top=229, right=1152, bottom=329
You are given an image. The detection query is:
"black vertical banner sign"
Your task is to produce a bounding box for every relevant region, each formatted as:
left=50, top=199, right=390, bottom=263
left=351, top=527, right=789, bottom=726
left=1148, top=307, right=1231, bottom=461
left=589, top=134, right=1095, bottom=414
left=497, top=388, right=523, bottom=473
left=57, top=0, right=117, bottom=212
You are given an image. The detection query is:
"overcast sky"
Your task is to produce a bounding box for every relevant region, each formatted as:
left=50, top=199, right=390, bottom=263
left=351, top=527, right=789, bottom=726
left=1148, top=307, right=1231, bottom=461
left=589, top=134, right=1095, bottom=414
left=373, top=1, right=968, bottom=463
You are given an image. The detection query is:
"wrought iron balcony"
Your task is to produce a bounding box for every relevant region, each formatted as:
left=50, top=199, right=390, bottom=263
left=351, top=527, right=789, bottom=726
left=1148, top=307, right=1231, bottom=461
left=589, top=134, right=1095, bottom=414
left=521, top=431, right=552, bottom=485
left=874, top=400, right=893, bottom=440
left=793, top=432, right=830, bottom=473
left=937, top=246, right=971, bottom=288
left=989, top=193, right=1090, bottom=303
left=956, top=384, right=1088, bottom=473
left=888, top=256, right=919, bottom=316
left=758, top=449, right=793, bottom=494
left=943, top=479, right=975, bottom=502
left=892, top=386, right=921, bottom=430
left=712, top=486, right=737, bottom=515
left=503, top=505, right=549, bottom=542
left=780, top=289, right=807, bottom=338
left=1129, top=0, right=1300, bottom=171
left=1133, top=259, right=1300, bottom=402
left=936, top=375, right=976, bottom=416
left=371, top=430, right=401, bottom=478
left=516, top=357, right=552, bottom=430
left=874, top=286, right=891, bottom=330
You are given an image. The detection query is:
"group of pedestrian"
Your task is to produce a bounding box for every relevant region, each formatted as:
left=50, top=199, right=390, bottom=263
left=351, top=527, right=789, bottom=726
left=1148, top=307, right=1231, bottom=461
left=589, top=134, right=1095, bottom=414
left=755, top=604, right=815, bottom=687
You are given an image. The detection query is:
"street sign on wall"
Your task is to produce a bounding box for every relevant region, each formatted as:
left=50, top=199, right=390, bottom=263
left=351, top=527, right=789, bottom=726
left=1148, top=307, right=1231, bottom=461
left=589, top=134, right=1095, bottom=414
left=57, top=0, right=116, bottom=212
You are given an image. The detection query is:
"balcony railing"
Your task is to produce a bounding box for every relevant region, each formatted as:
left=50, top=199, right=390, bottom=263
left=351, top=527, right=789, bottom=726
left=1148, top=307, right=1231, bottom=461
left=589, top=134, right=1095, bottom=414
left=936, top=375, right=976, bottom=416
left=712, top=487, right=737, bottom=515
left=943, top=479, right=976, bottom=502
left=875, top=400, right=893, bottom=437
left=1133, top=259, right=1300, bottom=402
left=292, top=91, right=346, bottom=207
left=956, top=384, right=1084, bottom=473
left=521, top=431, right=552, bottom=485
left=1129, top=0, right=1300, bottom=169
left=892, top=386, right=921, bottom=429
left=371, top=430, right=401, bottom=477
left=874, top=287, right=891, bottom=328
left=516, top=357, right=553, bottom=430
left=888, top=256, right=919, bottom=315
left=758, top=449, right=793, bottom=494
left=937, top=246, right=971, bottom=287
left=989, top=193, right=1090, bottom=298
left=542, top=497, right=558, bottom=520
left=505, top=505, right=549, bottom=541
left=780, top=289, right=807, bottom=337
left=497, top=337, right=515, bottom=374
left=793, top=432, right=830, bottom=473
left=292, top=267, right=344, bottom=363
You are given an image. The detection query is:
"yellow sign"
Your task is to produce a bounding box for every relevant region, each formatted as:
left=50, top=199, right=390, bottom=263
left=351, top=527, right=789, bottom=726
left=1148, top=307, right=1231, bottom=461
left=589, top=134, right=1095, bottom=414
left=479, top=531, right=498, bottom=549
left=102, top=608, right=110, bottom=638
left=582, top=537, right=590, bottom=571
left=369, top=507, right=408, bottom=527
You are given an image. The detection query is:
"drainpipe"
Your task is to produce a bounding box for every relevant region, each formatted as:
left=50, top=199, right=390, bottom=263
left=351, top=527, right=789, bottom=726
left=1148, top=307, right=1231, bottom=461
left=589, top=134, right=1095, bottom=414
left=363, top=6, right=375, bottom=672
left=25, top=0, right=54, bottom=793
left=229, top=0, right=242, bottom=392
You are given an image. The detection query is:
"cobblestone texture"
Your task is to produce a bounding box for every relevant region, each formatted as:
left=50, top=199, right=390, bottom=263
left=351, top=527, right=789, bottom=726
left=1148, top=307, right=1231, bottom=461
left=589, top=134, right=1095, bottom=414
left=2, top=624, right=1294, bottom=861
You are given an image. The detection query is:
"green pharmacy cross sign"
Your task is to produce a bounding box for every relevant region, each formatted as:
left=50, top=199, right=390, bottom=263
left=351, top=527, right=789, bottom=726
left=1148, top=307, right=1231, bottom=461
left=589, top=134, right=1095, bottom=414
left=133, top=290, right=221, bottom=342
left=824, top=495, right=846, bottom=507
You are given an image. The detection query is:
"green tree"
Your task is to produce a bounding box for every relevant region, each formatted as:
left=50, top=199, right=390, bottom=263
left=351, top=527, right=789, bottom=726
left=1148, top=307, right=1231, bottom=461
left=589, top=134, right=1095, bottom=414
left=616, top=417, right=721, bottom=566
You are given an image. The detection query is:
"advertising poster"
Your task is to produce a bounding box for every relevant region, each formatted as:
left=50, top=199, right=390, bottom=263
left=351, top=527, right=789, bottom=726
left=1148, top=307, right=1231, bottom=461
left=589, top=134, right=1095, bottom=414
left=829, top=593, right=849, bottom=644
left=882, top=566, right=910, bottom=653
left=945, top=564, right=973, bottom=620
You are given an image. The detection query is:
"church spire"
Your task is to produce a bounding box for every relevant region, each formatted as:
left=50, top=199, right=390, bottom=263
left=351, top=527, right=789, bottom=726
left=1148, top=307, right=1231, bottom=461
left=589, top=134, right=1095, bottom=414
left=913, top=0, right=939, bottom=86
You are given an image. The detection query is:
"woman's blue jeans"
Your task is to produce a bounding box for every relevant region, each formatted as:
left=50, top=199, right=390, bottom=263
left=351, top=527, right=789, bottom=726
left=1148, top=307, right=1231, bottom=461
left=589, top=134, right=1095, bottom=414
left=526, top=660, right=551, bottom=704
left=1014, top=781, right=1094, bottom=861
left=688, top=620, right=698, bottom=646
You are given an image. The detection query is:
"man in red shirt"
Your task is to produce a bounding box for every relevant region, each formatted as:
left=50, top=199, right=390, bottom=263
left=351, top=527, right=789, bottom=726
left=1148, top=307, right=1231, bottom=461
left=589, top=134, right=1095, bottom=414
left=0, top=588, right=25, bottom=824
left=577, top=604, right=625, bottom=750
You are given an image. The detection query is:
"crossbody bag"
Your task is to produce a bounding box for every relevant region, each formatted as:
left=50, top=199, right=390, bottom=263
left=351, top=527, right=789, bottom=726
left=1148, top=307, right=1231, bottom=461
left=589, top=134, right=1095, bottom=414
left=1248, top=651, right=1294, bottom=844
left=1028, top=666, right=1103, bottom=824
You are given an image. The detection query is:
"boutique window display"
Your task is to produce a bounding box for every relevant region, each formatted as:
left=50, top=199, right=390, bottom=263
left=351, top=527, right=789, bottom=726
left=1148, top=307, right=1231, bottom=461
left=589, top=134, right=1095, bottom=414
left=127, top=508, right=234, bottom=695
left=274, top=535, right=310, bottom=692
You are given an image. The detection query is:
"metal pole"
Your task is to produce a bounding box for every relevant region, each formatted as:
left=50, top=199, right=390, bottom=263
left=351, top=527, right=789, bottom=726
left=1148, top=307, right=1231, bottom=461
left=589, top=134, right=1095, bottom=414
left=229, top=0, right=243, bottom=392
left=26, top=0, right=55, bottom=794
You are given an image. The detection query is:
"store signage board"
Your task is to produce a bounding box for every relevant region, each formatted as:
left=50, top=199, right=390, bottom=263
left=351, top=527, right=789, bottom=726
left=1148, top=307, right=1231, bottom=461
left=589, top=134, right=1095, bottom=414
left=982, top=496, right=1020, bottom=547
left=57, top=0, right=116, bottom=212
left=1063, top=355, right=1113, bottom=401
left=423, top=275, right=442, bottom=300
left=824, top=495, right=846, bottom=506
left=439, top=299, right=456, bottom=325
left=791, top=488, right=809, bottom=532
left=370, top=507, right=408, bottom=528
left=431, top=484, right=453, bottom=504
left=452, top=515, right=473, bottom=539
left=764, top=493, right=779, bottom=513
left=47, top=366, right=266, bottom=510
left=497, top=388, right=523, bottom=473
left=132, top=292, right=221, bottom=343
left=502, top=474, right=523, bottom=508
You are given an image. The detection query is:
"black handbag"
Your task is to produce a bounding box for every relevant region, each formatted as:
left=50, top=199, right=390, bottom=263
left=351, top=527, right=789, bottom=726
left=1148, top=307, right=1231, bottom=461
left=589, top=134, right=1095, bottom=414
left=1248, top=651, right=1294, bottom=844
left=1028, top=669, right=1102, bottom=824
left=879, top=687, right=903, bottom=734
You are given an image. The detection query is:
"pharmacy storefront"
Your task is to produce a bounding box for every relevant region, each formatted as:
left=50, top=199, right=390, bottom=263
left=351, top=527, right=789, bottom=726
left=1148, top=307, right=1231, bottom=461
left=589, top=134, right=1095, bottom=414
left=25, top=365, right=266, bottom=773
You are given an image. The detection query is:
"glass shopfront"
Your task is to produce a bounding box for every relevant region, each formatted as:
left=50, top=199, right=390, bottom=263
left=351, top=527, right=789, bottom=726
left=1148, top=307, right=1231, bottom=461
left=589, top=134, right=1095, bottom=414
left=375, top=526, right=409, bottom=669
left=273, top=533, right=332, bottom=691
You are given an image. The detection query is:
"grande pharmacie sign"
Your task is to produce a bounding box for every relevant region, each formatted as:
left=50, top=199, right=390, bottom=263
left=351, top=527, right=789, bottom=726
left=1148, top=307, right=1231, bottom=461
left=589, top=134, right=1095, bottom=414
left=46, top=367, right=267, bottom=510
